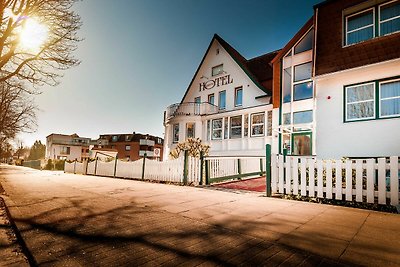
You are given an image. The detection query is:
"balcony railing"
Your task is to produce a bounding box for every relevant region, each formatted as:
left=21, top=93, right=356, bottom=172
left=165, top=102, right=219, bottom=123
left=140, top=139, right=155, bottom=146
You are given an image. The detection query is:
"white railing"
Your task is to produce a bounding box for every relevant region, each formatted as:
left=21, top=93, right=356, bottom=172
left=64, top=155, right=201, bottom=185
left=207, top=156, right=265, bottom=181
left=165, top=102, right=219, bottom=122
left=271, top=155, right=400, bottom=205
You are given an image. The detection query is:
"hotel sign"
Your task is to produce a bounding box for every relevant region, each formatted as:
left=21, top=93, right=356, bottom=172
left=199, top=74, right=233, bottom=91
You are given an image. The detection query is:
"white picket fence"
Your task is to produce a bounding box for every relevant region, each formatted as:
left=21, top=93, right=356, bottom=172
left=64, top=155, right=201, bottom=185
left=271, top=155, right=400, bottom=205
left=207, top=156, right=265, bottom=180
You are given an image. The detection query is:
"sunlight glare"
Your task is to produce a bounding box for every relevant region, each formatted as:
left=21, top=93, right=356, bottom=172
left=19, top=18, right=49, bottom=53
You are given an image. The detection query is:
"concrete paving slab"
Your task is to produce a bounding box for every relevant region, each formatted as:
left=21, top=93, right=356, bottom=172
left=0, top=165, right=399, bottom=266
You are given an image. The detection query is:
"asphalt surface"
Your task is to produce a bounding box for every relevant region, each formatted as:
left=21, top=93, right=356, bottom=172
left=0, top=165, right=399, bottom=266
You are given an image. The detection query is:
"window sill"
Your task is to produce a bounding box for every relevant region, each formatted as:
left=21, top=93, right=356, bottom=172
left=344, top=115, right=400, bottom=123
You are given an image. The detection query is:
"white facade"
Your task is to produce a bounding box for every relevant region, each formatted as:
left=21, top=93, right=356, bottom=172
left=164, top=36, right=274, bottom=159
left=46, top=134, right=91, bottom=161
left=315, top=59, right=400, bottom=159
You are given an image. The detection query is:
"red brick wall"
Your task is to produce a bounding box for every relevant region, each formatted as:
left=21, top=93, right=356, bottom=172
left=315, top=0, right=400, bottom=76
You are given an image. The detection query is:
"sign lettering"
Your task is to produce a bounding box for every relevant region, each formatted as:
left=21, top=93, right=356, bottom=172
left=199, top=74, right=233, bottom=91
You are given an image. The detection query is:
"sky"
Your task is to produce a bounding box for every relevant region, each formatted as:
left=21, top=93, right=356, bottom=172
left=19, top=0, right=321, bottom=147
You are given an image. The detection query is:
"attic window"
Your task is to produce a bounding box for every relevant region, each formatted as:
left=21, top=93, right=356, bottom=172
left=212, top=64, right=224, bottom=76
left=216, top=48, right=220, bottom=55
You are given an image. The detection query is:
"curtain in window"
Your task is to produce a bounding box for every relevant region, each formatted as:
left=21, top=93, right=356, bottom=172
left=380, top=2, right=400, bottom=35
left=346, top=84, right=375, bottom=120
left=381, top=81, right=400, bottom=116
left=347, top=11, right=374, bottom=44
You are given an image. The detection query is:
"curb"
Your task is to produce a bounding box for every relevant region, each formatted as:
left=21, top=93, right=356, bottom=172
left=0, top=194, right=38, bottom=267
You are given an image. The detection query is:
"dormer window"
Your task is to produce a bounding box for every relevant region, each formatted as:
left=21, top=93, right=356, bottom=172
left=379, top=0, right=400, bottom=36
left=212, top=64, right=224, bottom=76
left=112, top=135, right=118, bottom=142
left=345, top=9, right=374, bottom=46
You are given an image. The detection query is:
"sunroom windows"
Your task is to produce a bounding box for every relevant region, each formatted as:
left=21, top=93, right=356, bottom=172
left=344, top=1, right=400, bottom=46
left=345, top=78, right=400, bottom=122
left=230, top=116, right=242, bottom=138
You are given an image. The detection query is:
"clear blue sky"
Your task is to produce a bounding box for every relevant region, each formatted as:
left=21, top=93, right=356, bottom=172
left=20, top=0, right=321, bottom=146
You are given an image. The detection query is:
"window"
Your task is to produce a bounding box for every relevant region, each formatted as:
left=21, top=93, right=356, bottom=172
left=293, top=133, right=312, bottom=156
left=235, top=87, right=243, bottom=107
left=230, top=116, right=242, bottom=138
left=112, top=135, right=118, bottom=142
left=173, top=124, right=179, bottom=143
left=125, top=135, right=130, bottom=141
left=212, top=119, right=222, bottom=140
left=186, top=123, right=195, bottom=138
left=345, top=83, right=375, bottom=121
left=157, top=138, right=162, bottom=144
left=194, top=97, right=201, bottom=104
left=283, top=113, right=291, bottom=125
left=251, top=113, right=265, bottom=136
left=207, top=120, right=211, bottom=141
left=219, top=90, right=226, bottom=110
left=224, top=117, right=229, bottom=139
left=379, top=1, right=400, bottom=36
left=283, top=68, right=292, bottom=103
left=294, top=29, right=314, bottom=54
left=294, top=81, right=313, bottom=101
left=212, top=64, right=223, bottom=76
left=244, top=114, right=249, bottom=137
left=125, top=145, right=131, bottom=151
left=380, top=79, right=400, bottom=117
left=346, top=9, right=374, bottom=45
left=294, top=62, right=312, bottom=82
left=60, top=146, right=70, bottom=155
left=267, top=111, right=272, bottom=136
left=208, top=94, right=215, bottom=105
left=293, top=110, right=313, bottom=124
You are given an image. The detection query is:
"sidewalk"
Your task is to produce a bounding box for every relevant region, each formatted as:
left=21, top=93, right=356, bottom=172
left=0, top=195, right=29, bottom=266
left=0, top=165, right=399, bottom=266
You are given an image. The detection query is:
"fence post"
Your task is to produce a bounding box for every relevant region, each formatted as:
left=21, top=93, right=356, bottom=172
left=266, top=144, right=272, bottom=197
left=94, top=157, right=98, bottom=176
left=237, top=158, right=241, bottom=176
left=73, top=160, right=77, bottom=174
left=84, top=159, right=88, bottom=175
left=183, top=150, right=188, bottom=185
left=205, top=160, right=210, bottom=185
left=200, top=151, right=204, bottom=185
left=141, top=153, right=147, bottom=180
left=113, top=156, right=118, bottom=178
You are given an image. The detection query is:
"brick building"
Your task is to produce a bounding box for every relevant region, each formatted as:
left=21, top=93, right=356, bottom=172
left=96, top=133, right=164, bottom=161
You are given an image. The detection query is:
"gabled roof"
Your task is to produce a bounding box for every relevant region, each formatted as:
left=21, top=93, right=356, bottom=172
left=180, top=34, right=280, bottom=103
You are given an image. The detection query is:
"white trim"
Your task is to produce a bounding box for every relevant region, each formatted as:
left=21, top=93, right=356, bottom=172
left=345, top=82, right=376, bottom=122
left=250, top=112, right=265, bottom=137
left=379, top=0, right=400, bottom=36
left=345, top=8, right=375, bottom=46
left=379, top=78, right=400, bottom=118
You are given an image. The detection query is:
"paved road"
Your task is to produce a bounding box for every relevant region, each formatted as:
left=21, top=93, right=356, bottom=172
left=0, top=165, right=399, bottom=266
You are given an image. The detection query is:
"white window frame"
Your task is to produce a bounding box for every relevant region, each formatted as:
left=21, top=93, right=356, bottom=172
left=186, top=122, right=195, bottom=139
left=172, top=124, right=179, bottom=143
left=212, top=64, right=224, bottom=77
left=379, top=78, right=400, bottom=118
left=218, top=90, right=226, bottom=110
left=345, top=8, right=375, bottom=46
left=211, top=119, right=223, bottom=140
left=208, top=93, right=214, bottom=105
left=250, top=112, right=265, bottom=137
left=230, top=115, right=242, bottom=139
left=234, top=87, right=243, bottom=107
left=345, top=82, right=376, bottom=122
left=379, top=0, right=400, bottom=36
left=125, top=145, right=131, bottom=151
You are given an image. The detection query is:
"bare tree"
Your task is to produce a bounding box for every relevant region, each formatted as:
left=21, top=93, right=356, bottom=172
left=0, top=0, right=82, bottom=88
left=0, top=82, right=36, bottom=140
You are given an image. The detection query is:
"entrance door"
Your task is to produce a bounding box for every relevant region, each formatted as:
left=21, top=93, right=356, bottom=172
left=292, top=132, right=312, bottom=156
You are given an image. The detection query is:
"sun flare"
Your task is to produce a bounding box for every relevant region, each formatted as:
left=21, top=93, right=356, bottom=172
left=19, top=18, right=49, bottom=53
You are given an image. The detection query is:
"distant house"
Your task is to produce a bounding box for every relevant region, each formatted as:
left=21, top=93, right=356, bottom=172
left=95, top=132, right=164, bottom=161
left=46, top=133, right=91, bottom=161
